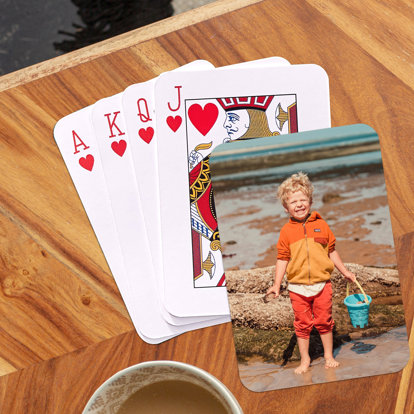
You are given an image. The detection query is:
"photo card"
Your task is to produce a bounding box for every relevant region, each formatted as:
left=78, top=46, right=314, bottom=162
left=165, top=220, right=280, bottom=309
left=210, top=124, right=410, bottom=391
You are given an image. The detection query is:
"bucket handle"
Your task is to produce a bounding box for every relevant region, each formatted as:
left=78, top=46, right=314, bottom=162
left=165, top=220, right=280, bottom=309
left=346, top=279, right=369, bottom=304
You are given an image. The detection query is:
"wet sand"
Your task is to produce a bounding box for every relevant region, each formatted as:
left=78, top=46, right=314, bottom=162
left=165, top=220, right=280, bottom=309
left=238, top=326, right=409, bottom=391
left=214, top=171, right=396, bottom=271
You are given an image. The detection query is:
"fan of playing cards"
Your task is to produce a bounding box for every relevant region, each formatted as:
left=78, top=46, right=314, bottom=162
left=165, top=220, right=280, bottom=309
left=53, top=57, right=331, bottom=344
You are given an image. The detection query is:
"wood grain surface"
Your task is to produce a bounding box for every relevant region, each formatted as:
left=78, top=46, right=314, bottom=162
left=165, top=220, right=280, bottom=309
left=0, top=0, right=413, bottom=412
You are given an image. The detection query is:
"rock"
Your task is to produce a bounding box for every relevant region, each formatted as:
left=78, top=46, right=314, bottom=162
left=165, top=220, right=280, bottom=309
left=226, top=265, right=290, bottom=296
left=229, top=293, right=294, bottom=329
left=322, top=193, right=343, bottom=203
left=226, top=263, right=401, bottom=330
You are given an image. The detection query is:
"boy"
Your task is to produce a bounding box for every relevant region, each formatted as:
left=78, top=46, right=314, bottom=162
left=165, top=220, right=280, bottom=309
left=267, top=172, right=356, bottom=374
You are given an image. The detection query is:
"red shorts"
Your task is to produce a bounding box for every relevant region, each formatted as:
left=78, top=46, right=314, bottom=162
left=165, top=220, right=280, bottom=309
left=289, top=281, right=334, bottom=339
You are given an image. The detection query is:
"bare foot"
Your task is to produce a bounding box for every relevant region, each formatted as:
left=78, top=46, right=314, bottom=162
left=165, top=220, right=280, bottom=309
left=294, top=358, right=310, bottom=374
left=325, top=357, right=339, bottom=369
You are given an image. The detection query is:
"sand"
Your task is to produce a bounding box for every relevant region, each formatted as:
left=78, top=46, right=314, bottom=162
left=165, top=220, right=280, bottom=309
left=238, top=326, right=409, bottom=391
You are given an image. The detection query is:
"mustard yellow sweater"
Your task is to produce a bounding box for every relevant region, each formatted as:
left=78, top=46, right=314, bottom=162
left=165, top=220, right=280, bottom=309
left=276, top=211, right=336, bottom=285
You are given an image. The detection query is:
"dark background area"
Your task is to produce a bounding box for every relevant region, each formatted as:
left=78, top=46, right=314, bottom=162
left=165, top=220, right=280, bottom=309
left=0, top=0, right=213, bottom=76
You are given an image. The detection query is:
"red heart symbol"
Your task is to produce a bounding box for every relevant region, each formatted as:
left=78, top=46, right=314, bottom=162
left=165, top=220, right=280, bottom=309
left=139, top=127, right=154, bottom=144
left=188, top=103, right=218, bottom=136
left=79, top=154, right=94, bottom=171
left=166, top=115, right=182, bottom=132
left=111, top=140, right=127, bottom=157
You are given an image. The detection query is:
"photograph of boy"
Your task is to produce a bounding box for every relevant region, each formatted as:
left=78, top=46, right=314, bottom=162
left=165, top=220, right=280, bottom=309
left=209, top=125, right=410, bottom=392
left=266, top=172, right=356, bottom=374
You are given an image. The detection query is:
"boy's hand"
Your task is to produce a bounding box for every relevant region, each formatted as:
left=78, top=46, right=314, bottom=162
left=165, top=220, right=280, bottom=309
left=343, top=270, right=356, bottom=283
left=266, top=285, right=280, bottom=298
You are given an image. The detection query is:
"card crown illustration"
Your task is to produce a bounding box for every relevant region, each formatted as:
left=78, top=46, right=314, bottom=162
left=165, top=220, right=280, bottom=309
left=217, top=96, right=273, bottom=111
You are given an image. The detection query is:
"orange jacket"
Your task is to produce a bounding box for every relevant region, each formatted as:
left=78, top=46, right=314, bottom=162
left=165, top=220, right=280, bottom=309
left=277, top=211, right=336, bottom=285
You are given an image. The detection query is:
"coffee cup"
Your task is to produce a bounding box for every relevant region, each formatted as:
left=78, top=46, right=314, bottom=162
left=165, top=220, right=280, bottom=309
left=82, top=360, right=243, bottom=414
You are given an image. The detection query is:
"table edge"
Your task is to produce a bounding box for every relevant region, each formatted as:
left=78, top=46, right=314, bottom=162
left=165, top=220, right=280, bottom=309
left=0, top=0, right=263, bottom=92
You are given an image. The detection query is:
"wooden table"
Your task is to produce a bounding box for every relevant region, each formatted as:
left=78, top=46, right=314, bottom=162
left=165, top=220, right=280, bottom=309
left=0, top=0, right=413, bottom=412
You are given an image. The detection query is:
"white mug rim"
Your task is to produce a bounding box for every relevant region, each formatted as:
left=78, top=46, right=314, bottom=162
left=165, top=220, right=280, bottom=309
left=82, top=360, right=243, bottom=413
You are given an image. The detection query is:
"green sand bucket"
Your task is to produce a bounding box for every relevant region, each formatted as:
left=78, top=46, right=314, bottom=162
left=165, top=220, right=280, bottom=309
left=344, top=280, right=372, bottom=328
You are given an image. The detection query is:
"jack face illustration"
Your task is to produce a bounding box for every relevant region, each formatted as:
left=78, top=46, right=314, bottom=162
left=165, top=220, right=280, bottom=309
left=186, top=94, right=298, bottom=288
left=223, top=109, right=250, bottom=141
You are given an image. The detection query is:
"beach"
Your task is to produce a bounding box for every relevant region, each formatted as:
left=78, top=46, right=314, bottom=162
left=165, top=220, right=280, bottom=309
left=214, top=170, right=396, bottom=271
left=238, top=326, right=409, bottom=391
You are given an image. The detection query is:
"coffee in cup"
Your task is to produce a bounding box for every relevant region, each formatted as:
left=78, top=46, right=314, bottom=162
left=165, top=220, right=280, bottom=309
left=83, top=360, right=243, bottom=414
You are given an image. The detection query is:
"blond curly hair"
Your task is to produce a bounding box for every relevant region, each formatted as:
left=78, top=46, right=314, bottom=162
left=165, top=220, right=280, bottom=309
left=277, top=172, right=314, bottom=206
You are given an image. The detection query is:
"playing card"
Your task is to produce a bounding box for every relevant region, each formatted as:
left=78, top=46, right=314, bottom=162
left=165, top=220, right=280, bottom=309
left=53, top=106, right=169, bottom=344
left=155, top=64, right=330, bottom=317
left=122, top=58, right=291, bottom=325
left=209, top=125, right=409, bottom=391
left=122, top=60, right=224, bottom=326
left=91, top=90, right=229, bottom=340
